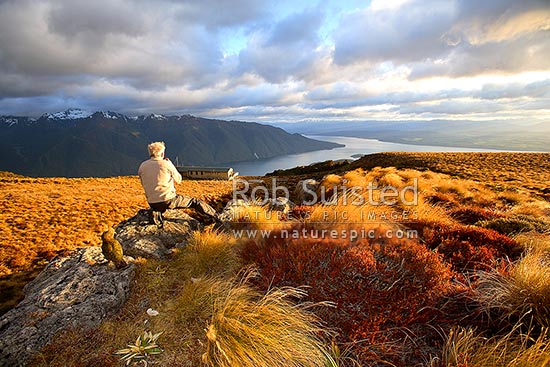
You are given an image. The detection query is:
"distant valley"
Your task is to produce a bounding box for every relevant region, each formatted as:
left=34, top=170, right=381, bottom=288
left=0, top=109, right=340, bottom=177
left=276, top=119, right=550, bottom=152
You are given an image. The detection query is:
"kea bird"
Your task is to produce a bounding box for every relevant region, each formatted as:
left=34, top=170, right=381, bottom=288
left=101, top=227, right=127, bottom=269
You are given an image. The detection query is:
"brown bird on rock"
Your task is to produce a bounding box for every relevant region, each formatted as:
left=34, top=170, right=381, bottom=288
left=101, top=227, right=127, bottom=269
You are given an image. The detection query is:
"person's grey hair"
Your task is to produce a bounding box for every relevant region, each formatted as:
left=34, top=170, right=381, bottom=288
left=148, top=141, right=165, bottom=158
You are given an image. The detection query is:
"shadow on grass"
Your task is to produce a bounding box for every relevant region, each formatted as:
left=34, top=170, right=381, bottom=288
left=0, top=267, right=44, bottom=316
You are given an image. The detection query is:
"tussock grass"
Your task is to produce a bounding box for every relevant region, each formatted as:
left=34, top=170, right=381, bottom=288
left=173, top=230, right=241, bottom=278
left=510, top=201, right=550, bottom=218
left=17, top=156, right=550, bottom=367
left=172, top=276, right=217, bottom=327
left=341, top=169, right=368, bottom=188
left=0, top=176, right=232, bottom=276
left=442, top=326, right=550, bottom=367
left=201, top=269, right=335, bottom=367
left=414, top=197, right=453, bottom=227
left=499, top=190, right=528, bottom=206
left=228, top=203, right=291, bottom=233
left=319, top=173, right=343, bottom=188
left=33, top=230, right=339, bottom=367
left=306, top=202, right=392, bottom=226
left=477, top=215, right=550, bottom=236
left=309, top=167, right=426, bottom=227
left=475, top=247, right=550, bottom=328
left=378, top=172, right=404, bottom=188
left=515, top=233, right=550, bottom=253
left=316, top=167, right=502, bottom=231
left=428, top=177, right=497, bottom=208
left=117, top=230, right=241, bottom=305
left=346, top=152, right=550, bottom=197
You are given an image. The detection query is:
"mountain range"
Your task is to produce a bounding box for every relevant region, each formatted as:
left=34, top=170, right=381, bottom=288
left=0, top=109, right=341, bottom=177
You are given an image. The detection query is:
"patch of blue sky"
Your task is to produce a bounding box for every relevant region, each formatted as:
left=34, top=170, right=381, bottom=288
left=220, top=28, right=249, bottom=57
left=220, top=0, right=369, bottom=55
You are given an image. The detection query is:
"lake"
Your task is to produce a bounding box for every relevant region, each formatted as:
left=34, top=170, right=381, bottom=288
left=229, top=135, right=503, bottom=176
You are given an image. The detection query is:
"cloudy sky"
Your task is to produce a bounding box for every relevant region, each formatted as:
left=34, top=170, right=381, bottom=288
left=0, top=0, right=548, bottom=124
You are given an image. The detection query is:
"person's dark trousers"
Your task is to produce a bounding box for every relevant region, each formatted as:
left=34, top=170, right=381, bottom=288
left=147, top=201, right=169, bottom=228
left=149, top=195, right=217, bottom=219
left=167, top=195, right=217, bottom=217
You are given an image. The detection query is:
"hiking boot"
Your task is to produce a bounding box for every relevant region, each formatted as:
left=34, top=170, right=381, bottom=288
left=152, top=211, right=164, bottom=229
left=212, top=214, right=228, bottom=231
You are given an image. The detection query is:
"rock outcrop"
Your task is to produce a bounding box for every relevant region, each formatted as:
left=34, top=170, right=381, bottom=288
left=0, top=208, right=202, bottom=366
left=218, top=199, right=252, bottom=222
left=115, top=209, right=201, bottom=259
left=0, top=247, right=135, bottom=366
left=218, top=198, right=296, bottom=222
left=267, top=197, right=296, bottom=215
left=294, top=179, right=319, bottom=205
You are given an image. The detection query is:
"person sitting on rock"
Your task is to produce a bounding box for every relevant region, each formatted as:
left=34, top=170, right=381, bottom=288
left=138, top=141, right=219, bottom=228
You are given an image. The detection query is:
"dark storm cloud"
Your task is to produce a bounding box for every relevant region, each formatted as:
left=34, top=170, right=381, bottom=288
left=237, top=8, right=326, bottom=83
left=0, top=0, right=263, bottom=98
left=172, top=0, right=267, bottom=29
left=48, top=0, right=146, bottom=42
left=0, top=73, right=65, bottom=98
left=267, top=8, right=323, bottom=46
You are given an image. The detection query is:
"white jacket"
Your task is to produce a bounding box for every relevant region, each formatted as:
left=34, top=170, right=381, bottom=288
left=138, top=157, right=182, bottom=204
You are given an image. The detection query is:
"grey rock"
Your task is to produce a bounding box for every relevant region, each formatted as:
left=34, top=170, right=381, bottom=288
left=115, top=209, right=201, bottom=259
left=294, top=179, right=319, bottom=205
left=267, top=197, right=296, bottom=215
left=218, top=199, right=252, bottom=222
left=218, top=197, right=296, bottom=223
left=0, top=247, right=135, bottom=366
left=0, top=208, right=201, bottom=366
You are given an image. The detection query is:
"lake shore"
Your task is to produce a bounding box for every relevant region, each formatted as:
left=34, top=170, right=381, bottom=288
left=230, top=135, right=508, bottom=176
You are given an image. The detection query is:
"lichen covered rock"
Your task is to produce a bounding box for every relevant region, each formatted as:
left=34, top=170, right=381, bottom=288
left=115, top=208, right=201, bottom=259
left=0, top=247, right=135, bottom=366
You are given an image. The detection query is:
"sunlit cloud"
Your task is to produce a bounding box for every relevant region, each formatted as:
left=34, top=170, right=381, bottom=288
left=0, top=0, right=547, bottom=126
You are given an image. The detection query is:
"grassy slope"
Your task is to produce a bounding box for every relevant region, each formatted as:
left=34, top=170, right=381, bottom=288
left=0, top=176, right=232, bottom=315
left=2, top=152, right=550, bottom=366
left=270, top=152, right=550, bottom=197
left=0, top=176, right=233, bottom=276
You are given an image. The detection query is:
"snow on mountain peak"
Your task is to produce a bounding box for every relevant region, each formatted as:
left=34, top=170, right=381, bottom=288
left=0, top=116, right=37, bottom=126
left=1, top=117, right=18, bottom=126
left=46, top=108, right=93, bottom=120
left=100, top=111, right=121, bottom=119
left=150, top=113, right=167, bottom=120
